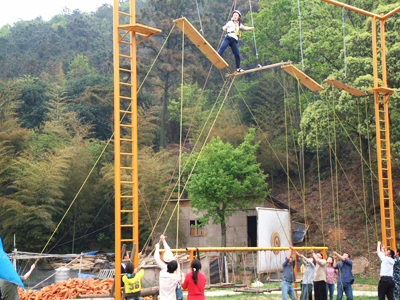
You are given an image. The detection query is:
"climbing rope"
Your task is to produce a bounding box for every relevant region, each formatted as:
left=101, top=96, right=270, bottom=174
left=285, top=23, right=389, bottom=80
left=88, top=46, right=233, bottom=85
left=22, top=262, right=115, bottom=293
left=195, top=0, right=204, bottom=35
left=342, top=5, right=347, bottom=79
left=297, top=0, right=305, bottom=71
left=248, top=0, right=261, bottom=67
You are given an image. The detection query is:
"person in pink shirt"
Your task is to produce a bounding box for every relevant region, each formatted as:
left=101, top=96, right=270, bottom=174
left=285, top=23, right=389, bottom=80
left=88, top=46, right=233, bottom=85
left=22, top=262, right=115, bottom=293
left=181, top=259, right=206, bottom=300
left=326, top=256, right=338, bottom=300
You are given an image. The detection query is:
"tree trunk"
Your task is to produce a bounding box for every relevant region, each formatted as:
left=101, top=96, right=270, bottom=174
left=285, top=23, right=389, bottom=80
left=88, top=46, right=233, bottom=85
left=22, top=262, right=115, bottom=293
left=220, top=203, right=227, bottom=247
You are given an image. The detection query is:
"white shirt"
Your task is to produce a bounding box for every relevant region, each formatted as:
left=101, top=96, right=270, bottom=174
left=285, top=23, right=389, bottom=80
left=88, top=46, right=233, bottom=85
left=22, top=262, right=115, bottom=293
left=224, top=20, right=244, bottom=40
left=155, top=242, right=181, bottom=300
left=378, top=252, right=394, bottom=277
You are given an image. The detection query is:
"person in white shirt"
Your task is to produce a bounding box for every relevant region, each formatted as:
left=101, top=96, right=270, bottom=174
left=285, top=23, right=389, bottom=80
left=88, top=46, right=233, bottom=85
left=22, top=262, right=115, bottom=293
left=376, top=241, right=395, bottom=300
left=154, top=235, right=184, bottom=300
left=217, top=10, right=255, bottom=73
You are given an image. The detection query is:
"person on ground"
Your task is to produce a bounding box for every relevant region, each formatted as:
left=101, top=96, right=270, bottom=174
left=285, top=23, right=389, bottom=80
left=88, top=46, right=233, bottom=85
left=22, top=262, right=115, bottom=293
left=393, top=249, right=400, bottom=300
left=375, top=241, right=395, bottom=300
left=295, top=251, right=315, bottom=300
left=326, top=256, right=337, bottom=300
left=218, top=10, right=255, bottom=73
left=333, top=252, right=354, bottom=300
left=181, top=258, right=206, bottom=300
left=155, top=235, right=184, bottom=300
left=311, top=250, right=327, bottom=300
left=122, top=262, right=145, bottom=300
left=0, top=264, right=35, bottom=300
left=281, top=246, right=297, bottom=300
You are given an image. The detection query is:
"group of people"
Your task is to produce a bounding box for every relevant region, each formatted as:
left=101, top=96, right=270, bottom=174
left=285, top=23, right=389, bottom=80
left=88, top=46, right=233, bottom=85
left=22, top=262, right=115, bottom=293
left=282, top=242, right=400, bottom=300
left=124, top=234, right=206, bottom=300
left=281, top=246, right=354, bottom=300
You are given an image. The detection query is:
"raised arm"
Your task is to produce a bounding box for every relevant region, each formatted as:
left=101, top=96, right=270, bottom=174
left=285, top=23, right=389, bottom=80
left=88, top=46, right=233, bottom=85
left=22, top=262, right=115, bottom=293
left=154, top=243, right=167, bottom=270
left=22, top=264, right=35, bottom=280
left=160, top=235, right=171, bottom=252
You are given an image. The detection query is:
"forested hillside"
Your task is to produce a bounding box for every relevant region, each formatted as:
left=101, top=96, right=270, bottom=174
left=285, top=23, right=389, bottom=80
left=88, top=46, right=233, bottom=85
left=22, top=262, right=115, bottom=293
left=0, top=0, right=399, bottom=255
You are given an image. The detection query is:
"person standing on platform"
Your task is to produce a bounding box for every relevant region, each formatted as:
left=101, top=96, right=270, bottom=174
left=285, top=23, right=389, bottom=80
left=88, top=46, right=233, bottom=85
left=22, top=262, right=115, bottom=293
left=311, top=250, right=327, bottom=300
left=218, top=10, right=255, bottom=73
left=281, top=246, right=297, bottom=300
left=375, top=241, right=395, bottom=300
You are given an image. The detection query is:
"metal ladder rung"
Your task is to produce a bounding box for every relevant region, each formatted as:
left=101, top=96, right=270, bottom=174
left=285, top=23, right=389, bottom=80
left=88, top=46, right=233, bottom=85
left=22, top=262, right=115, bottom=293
left=120, top=124, right=133, bottom=128
left=119, top=54, right=133, bottom=59
left=120, top=82, right=133, bottom=87
left=121, top=167, right=134, bottom=170
left=120, top=41, right=132, bottom=45
left=121, top=138, right=134, bottom=142
left=121, top=225, right=135, bottom=228
left=120, top=68, right=133, bottom=73
left=121, top=181, right=135, bottom=184
left=121, top=239, right=135, bottom=242
left=121, top=153, right=134, bottom=156
left=121, top=196, right=134, bottom=198
left=120, top=96, right=133, bottom=100
left=120, top=110, right=133, bottom=114
left=119, top=11, right=132, bottom=17
left=121, top=210, right=134, bottom=213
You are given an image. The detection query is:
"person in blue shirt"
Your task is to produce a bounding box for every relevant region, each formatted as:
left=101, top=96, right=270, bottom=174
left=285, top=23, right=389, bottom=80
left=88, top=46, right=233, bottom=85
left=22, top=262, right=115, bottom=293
left=281, top=246, right=297, bottom=300
left=333, top=251, right=354, bottom=300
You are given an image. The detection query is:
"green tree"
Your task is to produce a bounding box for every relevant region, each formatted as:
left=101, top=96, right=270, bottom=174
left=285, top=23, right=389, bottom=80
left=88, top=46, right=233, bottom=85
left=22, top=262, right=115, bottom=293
left=186, top=128, right=268, bottom=246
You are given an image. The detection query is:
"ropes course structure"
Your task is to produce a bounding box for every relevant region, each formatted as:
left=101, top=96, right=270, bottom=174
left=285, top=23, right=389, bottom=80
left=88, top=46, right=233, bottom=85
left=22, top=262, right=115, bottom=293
left=21, top=0, right=400, bottom=298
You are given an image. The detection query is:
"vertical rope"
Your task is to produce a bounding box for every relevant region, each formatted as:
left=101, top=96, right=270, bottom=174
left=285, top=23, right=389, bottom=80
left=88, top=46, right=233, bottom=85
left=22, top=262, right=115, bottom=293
left=342, top=5, right=347, bottom=79
left=195, top=0, right=204, bottom=35
left=248, top=0, right=260, bottom=65
left=297, top=0, right=305, bottom=70
left=176, top=21, right=184, bottom=251
left=332, top=91, right=341, bottom=252
left=315, top=101, right=325, bottom=246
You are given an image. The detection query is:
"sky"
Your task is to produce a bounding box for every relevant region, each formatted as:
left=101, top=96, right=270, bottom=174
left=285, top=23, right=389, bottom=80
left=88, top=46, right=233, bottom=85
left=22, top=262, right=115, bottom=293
left=0, top=0, right=114, bottom=28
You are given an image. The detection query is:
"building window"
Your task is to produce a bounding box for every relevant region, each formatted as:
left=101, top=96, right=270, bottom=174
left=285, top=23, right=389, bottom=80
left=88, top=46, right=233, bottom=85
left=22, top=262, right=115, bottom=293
left=190, top=220, right=203, bottom=236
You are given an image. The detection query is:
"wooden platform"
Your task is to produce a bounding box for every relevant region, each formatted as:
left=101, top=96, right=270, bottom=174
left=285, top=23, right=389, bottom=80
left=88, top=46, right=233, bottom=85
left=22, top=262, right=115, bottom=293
left=118, top=23, right=162, bottom=45
left=225, top=61, right=292, bottom=77
left=368, top=86, right=397, bottom=95
left=324, top=79, right=367, bottom=96
left=173, top=17, right=229, bottom=70
left=282, top=64, right=324, bottom=92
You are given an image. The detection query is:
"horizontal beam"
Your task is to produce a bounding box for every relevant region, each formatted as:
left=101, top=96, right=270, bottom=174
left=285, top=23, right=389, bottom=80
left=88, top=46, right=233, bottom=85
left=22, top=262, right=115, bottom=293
left=158, top=246, right=328, bottom=253
left=320, top=0, right=383, bottom=19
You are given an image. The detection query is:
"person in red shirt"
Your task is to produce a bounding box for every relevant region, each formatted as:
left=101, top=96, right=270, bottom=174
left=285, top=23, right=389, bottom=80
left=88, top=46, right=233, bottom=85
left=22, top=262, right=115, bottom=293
left=181, top=259, right=206, bottom=300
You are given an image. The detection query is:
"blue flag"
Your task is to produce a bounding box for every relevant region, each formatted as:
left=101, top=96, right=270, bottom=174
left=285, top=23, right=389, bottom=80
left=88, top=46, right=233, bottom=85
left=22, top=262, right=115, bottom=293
left=0, top=237, right=24, bottom=288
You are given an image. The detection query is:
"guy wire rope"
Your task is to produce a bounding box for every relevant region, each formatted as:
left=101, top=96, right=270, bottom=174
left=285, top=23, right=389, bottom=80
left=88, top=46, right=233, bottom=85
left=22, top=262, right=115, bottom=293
left=297, top=0, right=305, bottom=71
left=357, top=97, right=374, bottom=282
left=176, top=20, right=185, bottom=251
left=342, top=5, right=347, bottom=79
left=34, top=24, right=177, bottom=261
left=233, top=79, right=327, bottom=238
left=314, top=94, right=326, bottom=246
left=326, top=87, right=338, bottom=248
left=333, top=59, right=341, bottom=253
left=139, top=78, right=235, bottom=255
left=275, top=72, right=379, bottom=238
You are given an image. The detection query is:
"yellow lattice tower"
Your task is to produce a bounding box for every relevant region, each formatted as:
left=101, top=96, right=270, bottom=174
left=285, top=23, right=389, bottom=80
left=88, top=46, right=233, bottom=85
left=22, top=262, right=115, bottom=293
left=321, top=0, right=399, bottom=249
left=113, top=0, right=161, bottom=299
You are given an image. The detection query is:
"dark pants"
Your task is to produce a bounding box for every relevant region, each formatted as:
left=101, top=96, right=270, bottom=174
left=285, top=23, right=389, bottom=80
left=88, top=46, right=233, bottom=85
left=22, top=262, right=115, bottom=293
left=379, top=276, right=395, bottom=300
left=314, top=281, right=327, bottom=300
left=218, top=36, right=241, bottom=69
